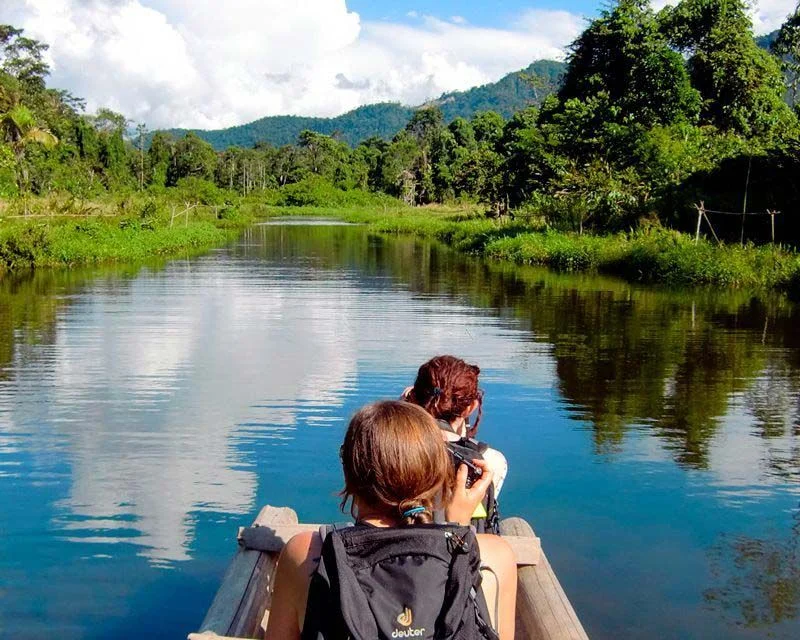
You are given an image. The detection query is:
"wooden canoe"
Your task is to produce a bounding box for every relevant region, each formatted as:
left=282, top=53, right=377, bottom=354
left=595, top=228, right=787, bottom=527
left=188, top=505, right=589, bottom=640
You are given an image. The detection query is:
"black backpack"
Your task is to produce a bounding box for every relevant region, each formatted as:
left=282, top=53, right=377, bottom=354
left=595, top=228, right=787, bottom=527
left=445, top=436, right=500, bottom=535
left=301, top=524, right=500, bottom=640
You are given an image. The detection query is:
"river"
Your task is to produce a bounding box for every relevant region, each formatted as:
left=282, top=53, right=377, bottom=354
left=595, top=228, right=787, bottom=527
left=0, top=220, right=798, bottom=639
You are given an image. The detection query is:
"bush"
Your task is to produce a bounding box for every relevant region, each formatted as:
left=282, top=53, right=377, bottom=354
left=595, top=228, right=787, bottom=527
left=0, top=224, right=50, bottom=268
left=174, top=177, right=228, bottom=206
left=276, top=177, right=393, bottom=208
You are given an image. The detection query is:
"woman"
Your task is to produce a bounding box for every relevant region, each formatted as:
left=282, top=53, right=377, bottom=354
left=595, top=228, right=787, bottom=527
left=265, top=401, right=516, bottom=640
left=404, top=356, right=508, bottom=532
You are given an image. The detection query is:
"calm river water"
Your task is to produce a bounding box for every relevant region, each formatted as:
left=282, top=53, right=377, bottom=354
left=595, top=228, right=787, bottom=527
left=1, top=220, right=799, bottom=639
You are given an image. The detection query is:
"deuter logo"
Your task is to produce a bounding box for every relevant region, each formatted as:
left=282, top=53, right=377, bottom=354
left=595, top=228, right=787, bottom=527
left=392, top=607, right=425, bottom=638
left=391, top=628, right=425, bottom=638
left=396, top=607, right=413, bottom=627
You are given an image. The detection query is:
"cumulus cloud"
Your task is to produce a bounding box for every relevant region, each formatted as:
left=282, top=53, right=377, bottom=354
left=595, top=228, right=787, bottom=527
left=1, top=1, right=791, bottom=130
left=0, top=0, right=582, bottom=129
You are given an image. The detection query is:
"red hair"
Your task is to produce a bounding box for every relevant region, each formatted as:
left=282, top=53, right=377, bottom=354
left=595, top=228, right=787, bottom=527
left=406, top=355, right=483, bottom=431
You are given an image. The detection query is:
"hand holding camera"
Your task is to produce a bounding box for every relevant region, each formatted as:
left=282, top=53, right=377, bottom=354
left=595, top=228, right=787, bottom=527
left=445, top=456, right=493, bottom=526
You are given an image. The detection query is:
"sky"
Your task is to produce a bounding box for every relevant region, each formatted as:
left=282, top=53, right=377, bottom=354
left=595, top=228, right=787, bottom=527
left=1, top=0, right=797, bottom=130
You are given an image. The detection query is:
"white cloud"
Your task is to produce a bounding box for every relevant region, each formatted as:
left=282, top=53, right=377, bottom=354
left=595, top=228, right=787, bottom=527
left=0, top=0, right=580, bottom=129
left=3, top=1, right=790, bottom=131
left=750, top=0, right=797, bottom=34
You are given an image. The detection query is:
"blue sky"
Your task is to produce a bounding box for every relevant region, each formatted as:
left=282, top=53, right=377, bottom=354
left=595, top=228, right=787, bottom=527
left=348, top=0, right=600, bottom=27
left=1, top=0, right=794, bottom=129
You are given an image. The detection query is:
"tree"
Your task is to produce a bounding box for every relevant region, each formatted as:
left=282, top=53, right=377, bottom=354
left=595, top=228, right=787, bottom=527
left=135, top=123, right=148, bottom=190
left=171, top=132, right=217, bottom=184
left=471, top=111, right=505, bottom=145
left=0, top=25, right=50, bottom=92
left=297, top=130, right=349, bottom=184
left=560, top=0, right=700, bottom=129
left=773, top=2, right=800, bottom=107
left=0, top=104, right=57, bottom=196
left=148, top=131, right=174, bottom=188
left=380, top=131, right=420, bottom=204
left=659, top=0, right=794, bottom=139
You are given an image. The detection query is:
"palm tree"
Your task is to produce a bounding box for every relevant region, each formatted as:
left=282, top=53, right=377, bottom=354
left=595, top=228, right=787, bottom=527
left=0, top=104, right=57, bottom=204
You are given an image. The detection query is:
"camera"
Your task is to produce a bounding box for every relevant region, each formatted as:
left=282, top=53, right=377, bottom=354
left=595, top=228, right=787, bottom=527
left=447, top=444, right=483, bottom=488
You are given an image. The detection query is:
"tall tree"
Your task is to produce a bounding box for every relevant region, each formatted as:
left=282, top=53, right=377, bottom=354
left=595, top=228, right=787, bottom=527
left=772, top=2, right=800, bottom=107
left=659, top=0, right=794, bottom=138
left=171, top=132, right=217, bottom=184
left=0, top=25, right=50, bottom=92
left=560, top=0, right=700, bottom=129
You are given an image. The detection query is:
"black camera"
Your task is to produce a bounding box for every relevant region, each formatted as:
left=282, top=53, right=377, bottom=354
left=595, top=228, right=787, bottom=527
left=447, top=444, right=483, bottom=488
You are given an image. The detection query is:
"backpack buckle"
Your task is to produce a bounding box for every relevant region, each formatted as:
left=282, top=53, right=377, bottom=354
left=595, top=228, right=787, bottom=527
left=445, top=530, right=470, bottom=554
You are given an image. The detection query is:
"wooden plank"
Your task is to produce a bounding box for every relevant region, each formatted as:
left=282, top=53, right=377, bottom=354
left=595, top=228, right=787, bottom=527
left=198, top=547, right=261, bottom=635
left=197, top=506, right=297, bottom=638
left=500, top=518, right=589, bottom=640
left=239, top=523, right=541, bottom=566
left=227, top=506, right=298, bottom=638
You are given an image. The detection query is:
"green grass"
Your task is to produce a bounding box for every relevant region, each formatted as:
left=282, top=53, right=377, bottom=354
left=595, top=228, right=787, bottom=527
left=262, top=204, right=800, bottom=296
left=0, top=195, right=258, bottom=271
left=4, top=195, right=800, bottom=299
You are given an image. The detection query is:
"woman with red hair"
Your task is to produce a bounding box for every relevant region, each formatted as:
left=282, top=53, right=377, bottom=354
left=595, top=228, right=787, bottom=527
left=404, top=355, right=508, bottom=533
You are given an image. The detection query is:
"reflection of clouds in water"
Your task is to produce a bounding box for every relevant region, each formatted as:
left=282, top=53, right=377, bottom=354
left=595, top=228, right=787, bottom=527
left=0, top=251, right=554, bottom=565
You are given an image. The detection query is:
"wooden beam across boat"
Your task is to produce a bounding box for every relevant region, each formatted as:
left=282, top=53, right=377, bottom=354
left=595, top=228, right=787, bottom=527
left=190, top=505, right=589, bottom=640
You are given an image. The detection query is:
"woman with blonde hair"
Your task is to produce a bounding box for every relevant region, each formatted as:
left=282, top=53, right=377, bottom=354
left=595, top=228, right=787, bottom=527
left=265, top=400, right=516, bottom=640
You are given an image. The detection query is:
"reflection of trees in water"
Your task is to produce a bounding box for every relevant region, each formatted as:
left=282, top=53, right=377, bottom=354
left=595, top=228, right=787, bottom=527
left=746, top=365, right=800, bottom=482
left=0, top=271, right=63, bottom=380
left=705, top=506, right=800, bottom=629
left=244, top=225, right=800, bottom=474
left=6, top=225, right=800, bottom=476
left=0, top=264, right=160, bottom=381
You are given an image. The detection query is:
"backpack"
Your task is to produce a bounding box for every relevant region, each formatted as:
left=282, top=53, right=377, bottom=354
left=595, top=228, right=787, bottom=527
left=301, top=523, right=500, bottom=640
left=444, top=436, right=500, bottom=535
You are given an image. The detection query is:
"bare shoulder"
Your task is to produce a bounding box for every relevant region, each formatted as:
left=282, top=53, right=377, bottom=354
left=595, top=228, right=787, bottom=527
left=476, top=534, right=515, bottom=574
left=265, top=531, right=323, bottom=639
left=282, top=530, right=322, bottom=576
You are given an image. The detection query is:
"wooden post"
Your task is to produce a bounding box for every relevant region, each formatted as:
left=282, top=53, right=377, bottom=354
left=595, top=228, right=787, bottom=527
left=741, top=154, right=752, bottom=246
left=695, top=202, right=703, bottom=244
left=769, top=210, right=775, bottom=244
left=702, top=209, right=722, bottom=245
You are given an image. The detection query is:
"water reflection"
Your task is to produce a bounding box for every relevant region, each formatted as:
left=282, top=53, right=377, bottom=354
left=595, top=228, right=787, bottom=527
left=706, top=505, right=800, bottom=629
left=0, top=223, right=799, bottom=638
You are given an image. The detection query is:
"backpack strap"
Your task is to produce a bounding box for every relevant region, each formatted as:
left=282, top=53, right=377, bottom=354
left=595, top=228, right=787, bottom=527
left=317, top=522, right=355, bottom=545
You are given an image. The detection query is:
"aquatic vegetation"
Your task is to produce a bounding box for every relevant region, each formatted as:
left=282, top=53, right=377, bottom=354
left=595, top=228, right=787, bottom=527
left=0, top=195, right=257, bottom=271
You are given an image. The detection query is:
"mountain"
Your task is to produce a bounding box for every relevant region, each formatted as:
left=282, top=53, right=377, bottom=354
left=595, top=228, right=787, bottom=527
left=160, top=60, right=566, bottom=150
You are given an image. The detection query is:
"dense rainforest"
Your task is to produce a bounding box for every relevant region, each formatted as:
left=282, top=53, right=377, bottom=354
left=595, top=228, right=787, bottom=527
left=1, top=0, right=800, bottom=249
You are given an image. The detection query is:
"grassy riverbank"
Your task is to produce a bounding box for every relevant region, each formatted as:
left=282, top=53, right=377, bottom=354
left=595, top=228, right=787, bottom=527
left=0, top=194, right=259, bottom=270
left=3, top=194, right=800, bottom=300
left=265, top=205, right=800, bottom=298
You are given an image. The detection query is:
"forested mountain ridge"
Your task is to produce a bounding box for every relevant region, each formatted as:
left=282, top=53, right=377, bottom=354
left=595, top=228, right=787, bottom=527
left=159, top=60, right=566, bottom=150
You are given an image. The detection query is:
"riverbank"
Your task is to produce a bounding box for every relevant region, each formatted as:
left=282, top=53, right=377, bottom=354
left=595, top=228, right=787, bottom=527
left=0, top=195, right=259, bottom=271
left=263, top=205, right=800, bottom=299
left=3, top=197, right=800, bottom=300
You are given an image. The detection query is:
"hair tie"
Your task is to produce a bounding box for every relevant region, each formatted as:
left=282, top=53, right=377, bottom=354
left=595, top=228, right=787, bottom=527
left=402, top=506, right=426, bottom=518
left=432, top=387, right=442, bottom=397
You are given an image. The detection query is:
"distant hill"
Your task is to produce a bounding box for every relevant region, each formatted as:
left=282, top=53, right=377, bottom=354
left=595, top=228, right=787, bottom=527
left=160, top=60, right=566, bottom=150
